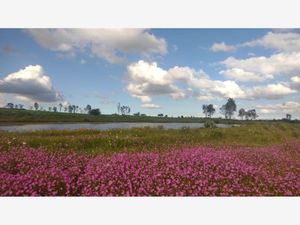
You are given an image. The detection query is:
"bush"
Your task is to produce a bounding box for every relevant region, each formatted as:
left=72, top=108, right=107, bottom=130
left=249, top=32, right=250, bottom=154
left=89, top=109, right=101, bottom=116
left=204, top=120, right=216, bottom=128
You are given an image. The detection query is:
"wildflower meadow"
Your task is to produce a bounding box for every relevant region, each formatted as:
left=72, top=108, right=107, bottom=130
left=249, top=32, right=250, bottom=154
left=0, top=142, right=299, bottom=196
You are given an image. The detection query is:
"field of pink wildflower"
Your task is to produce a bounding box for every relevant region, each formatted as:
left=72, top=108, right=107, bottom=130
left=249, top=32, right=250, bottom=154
left=0, top=143, right=299, bottom=196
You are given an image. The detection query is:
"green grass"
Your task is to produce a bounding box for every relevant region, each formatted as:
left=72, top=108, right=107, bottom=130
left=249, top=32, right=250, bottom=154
left=0, top=108, right=208, bottom=123
left=1, top=123, right=299, bottom=155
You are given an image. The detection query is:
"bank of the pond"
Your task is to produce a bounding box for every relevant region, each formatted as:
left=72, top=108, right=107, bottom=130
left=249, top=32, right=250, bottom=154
left=1, top=123, right=299, bottom=155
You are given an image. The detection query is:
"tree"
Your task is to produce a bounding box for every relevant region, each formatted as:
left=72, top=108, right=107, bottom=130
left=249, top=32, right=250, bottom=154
left=238, top=108, right=246, bottom=120
left=53, top=106, right=57, bottom=112
left=286, top=114, right=292, bottom=120
left=68, top=105, right=73, bottom=113
left=59, top=103, right=63, bottom=112
left=71, top=105, right=77, bottom=113
left=34, top=102, right=39, bottom=111
left=220, top=98, right=236, bottom=119
left=85, top=104, right=92, bottom=113
left=207, top=104, right=215, bottom=117
left=6, top=103, right=14, bottom=109
left=120, top=105, right=131, bottom=115
left=158, top=113, right=164, bottom=117
left=246, top=109, right=258, bottom=120
left=48, top=107, right=52, bottom=112
left=18, top=104, right=24, bottom=109
left=202, top=105, right=208, bottom=117
left=89, top=108, right=101, bottom=116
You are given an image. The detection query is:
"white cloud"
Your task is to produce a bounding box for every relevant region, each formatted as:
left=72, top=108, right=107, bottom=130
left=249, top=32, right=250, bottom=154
left=245, top=83, right=296, bottom=100
left=243, top=31, right=300, bottom=52
left=210, top=42, right=236, bottom=52
left=141, top=103, right=161, bottom=109
left=126, top=61, right=187, bottom=106
left=220, top=68, right=273, bottom=82
left=257, top=101, right=300, bottom=114
left=26, top=29, right=167, bottom=64
left=290, top=76, right=300, bottom=90
left=221, top=52, right=300, bottom=81
left=0, top=65, right=63, bottom=102
left=126, top=60, right=295, bottom=107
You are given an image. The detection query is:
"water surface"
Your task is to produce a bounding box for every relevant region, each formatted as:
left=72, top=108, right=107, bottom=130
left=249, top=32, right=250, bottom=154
left=0, top=122, right=238, bottom=132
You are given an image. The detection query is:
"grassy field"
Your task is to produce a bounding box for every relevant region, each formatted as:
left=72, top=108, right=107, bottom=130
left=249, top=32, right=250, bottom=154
left=1, top=123, right=299, bottom=155
left=0, top=108, right=209, bottom=123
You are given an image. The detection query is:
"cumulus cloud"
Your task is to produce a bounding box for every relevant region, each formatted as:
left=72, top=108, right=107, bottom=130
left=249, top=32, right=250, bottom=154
left=126, top=60, right=294, bottom=106
left=126, top=61, right=187, bottom=105
left=242, top=31, right=300, bottom=52
left=257, top=101, right=300, bottom=114
left=245, top=83, right=296, bottom=100
left=221, top=52, right=300, bottom=82
left=220, top=68, right=273, bottom=82
left=210, top=42, right=236, bottom=52
left=26, top=29, right=167, bottom=64
left=0, top=65, right=63, bottom=102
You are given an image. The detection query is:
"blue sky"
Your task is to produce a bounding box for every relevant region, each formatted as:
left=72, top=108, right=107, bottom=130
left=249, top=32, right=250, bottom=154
left=0, top=29, right=300, bottom=119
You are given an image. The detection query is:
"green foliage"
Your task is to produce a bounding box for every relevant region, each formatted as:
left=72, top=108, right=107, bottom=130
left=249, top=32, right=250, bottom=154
left=89, top=108, right=100, bottom=116
left=204, top=120, right=216, bottom=128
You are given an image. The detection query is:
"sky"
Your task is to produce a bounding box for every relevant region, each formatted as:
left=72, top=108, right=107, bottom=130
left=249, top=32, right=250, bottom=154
left=0, top=28, right=300, bottom=119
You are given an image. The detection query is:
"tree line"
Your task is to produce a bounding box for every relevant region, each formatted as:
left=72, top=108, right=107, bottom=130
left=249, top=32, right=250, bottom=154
left=202, top=98, right=259, bottom=120
left=4, top=98, right=295, bottom=120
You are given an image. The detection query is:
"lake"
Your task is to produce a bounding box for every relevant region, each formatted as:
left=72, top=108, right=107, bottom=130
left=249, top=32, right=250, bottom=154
left=0, top=122, right=238, bottom=132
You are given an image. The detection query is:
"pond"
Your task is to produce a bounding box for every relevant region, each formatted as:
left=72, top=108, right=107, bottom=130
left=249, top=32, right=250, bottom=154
left=0, top=122, right=238, bottom=132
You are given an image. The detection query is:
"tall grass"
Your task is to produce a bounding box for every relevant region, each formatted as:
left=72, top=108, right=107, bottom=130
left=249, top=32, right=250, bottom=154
left=1, top=123, right=300, bottom=155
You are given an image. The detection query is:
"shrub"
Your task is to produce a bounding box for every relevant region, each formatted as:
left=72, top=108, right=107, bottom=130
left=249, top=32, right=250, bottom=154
left=89, top=109, right=101, bottom=116
left=204, top=120, right=216, bottom=128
